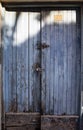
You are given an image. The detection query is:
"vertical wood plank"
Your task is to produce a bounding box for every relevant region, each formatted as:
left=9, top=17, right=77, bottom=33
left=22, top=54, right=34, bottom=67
left=45, top=11, right=50, bottom=114
left=50, top=11, right=54, bottom=115
left=16, top=12, right=22, bottom=111
left=80, top=6, right=83, bottom=130
left=53, top=11, right=59, bottom=115
left=16, top=12, right=29, bottom=112
left=28, top=12, right=34, bottom=111
left=2, top=7, right=6, bottom=114
left=33, top=12, right=41, bottom=112
left=2, top=8, right=6, bottom=130
left=41, top=11, right=46, bottom=114
left=67, top=11, right=72, bottom=114
left=9, top=12, right=17, bottom=112
left=20, top=13, right=28, bottom=112
left=8, top=17, right=13, bottom=113
left=6, top=11, right=17, bottom=112
left=71, top=10, right=77, bottom=114
left=4, top=11, right=12, bottom=112
left=58, top=11, right=64, bottom=115
left=24, top=13, right=29, bottom=112
left=76, top=9, right=81, bottom=115
left=63, top=10, right=68, bottom=115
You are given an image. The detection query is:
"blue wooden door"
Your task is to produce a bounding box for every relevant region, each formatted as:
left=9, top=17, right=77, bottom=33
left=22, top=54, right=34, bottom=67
left=2, top=8, right=81, bottom=130
left=41, top=9, right=81, bottom=115
left=3, top=12, right=41, bottom=113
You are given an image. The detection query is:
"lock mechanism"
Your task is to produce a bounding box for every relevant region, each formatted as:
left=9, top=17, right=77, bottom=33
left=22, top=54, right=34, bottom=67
left=37, top=42, right=50, bottom=50
left=32, top=63, right=44, bottom=72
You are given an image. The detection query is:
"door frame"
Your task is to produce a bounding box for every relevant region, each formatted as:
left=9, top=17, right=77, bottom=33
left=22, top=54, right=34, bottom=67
left=80, top=5, right=83, bottom=130
left=0, top=3, right=83, bottom=130
left=0, top=4, right=3, bottom=130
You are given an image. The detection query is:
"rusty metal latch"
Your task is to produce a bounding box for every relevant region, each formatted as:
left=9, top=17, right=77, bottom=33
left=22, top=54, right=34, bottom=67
left=32, top=63, right=44, bottom=72
left=37, top=42, right=50, bottom=50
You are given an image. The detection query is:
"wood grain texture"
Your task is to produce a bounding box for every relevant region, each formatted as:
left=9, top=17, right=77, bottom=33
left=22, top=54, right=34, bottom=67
left=67, top=10, right=72, bottom=114
left=41, top=11, right=46, bottom=114
left=5, top=113, right=40, bottom=127
left=3, top=9, right=81, bottom=115
left=3, top=12, right=41, bottom=113
left=41, top=10, right=81, bottom=115
left=6, top=125, right=40, bottom=130
left=41, top=115, right=79, bottom=130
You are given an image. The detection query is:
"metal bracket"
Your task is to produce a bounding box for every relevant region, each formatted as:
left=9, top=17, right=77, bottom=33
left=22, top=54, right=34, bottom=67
left=37, top=42, right=50, bottom=50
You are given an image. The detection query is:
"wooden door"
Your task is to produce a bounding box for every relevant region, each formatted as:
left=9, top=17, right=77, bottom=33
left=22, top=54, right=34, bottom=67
left=41, top=9, right=81, bottom=130
left=2, top=8, right=81, bottom=130
left=2, top=11, right=41, bottom=130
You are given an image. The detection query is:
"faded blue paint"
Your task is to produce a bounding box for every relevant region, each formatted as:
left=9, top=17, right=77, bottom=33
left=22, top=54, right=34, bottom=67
left=3, top=9, right=81, bottom=115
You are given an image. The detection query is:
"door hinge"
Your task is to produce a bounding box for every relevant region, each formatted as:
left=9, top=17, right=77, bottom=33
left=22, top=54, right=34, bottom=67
left=37, top=42, right=50, bottom=50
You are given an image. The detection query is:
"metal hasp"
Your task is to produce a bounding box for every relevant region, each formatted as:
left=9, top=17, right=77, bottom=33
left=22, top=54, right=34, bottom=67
left=32, top=63, right=44, bottom=72
left=37, top=42, right=50, bottom=50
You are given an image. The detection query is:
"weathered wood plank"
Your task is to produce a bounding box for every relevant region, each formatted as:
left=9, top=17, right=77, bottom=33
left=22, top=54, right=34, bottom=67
left=71, top=10, right=77, bottom=114
left=28, top=12, right=34, bottom=111
left=41, top=11, right=46, bottom=114
left=9, top=12, right=17, bottom=112
left=1, top=0, right=83, bottom=3
left=20, top=13, right=28, bottom=112
left=4, top=10, right=11, bottom=112
left=50, top=11, right=55, bottom=115
left=16, top=12, right=23, bottom=112
left=23, top=12, right=29, bottom=112
left=76, top=9, right=81, bottom=115
left=33, top=12, right=41, bottom=112
left=7, top=12, right=13, bottom=113
left=5, top=113, right=40, bottom=127
left=45, top=11, right=50, bottom=114
left=58, top=11, right=64, bottom=115
left=41, top=115, right=79, bottom=130
left=0, top=43, right=2, bottom=129
left=7, top=127, right=26, bottom=130
left=0, top=5, right=2, bottom=130
left=7, top=125, right=40, bottom=130
left=53, top=11, right=59, bottom=115
left=2, top=7, right=6, bottom=114
left=80, top=6, right=83, bottom=130
left=66, top=11, right=72, bottom=114
left=63, top=10, right=68, bottom=115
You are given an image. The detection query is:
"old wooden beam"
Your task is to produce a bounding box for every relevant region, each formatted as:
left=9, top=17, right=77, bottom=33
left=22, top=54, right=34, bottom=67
left=5, top=113, right=40, bottom=127
left=41, top=115, right=79, bottom=130
left=0, top=4, right=2, bottom=130
left=1, top=0, right=83, bottom=2
left=80, top=5, right=83, bottom=130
